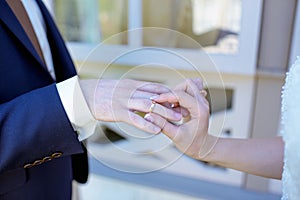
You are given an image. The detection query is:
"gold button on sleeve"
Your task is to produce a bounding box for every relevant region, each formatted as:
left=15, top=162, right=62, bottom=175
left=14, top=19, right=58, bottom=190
left=51, top=152, right=63, bottom=158
left=33, top=159, right=43, bottom=165
left=23, top=163, right=33, bottom=169
left=43, top=156, right=52, bottom=162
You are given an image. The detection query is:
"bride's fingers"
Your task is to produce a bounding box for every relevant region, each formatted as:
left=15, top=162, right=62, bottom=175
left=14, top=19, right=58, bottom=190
left=144, top=113, right=178, bottom=140
left=186, top=79, right=203, bottom=99
left=128, top=98, right=182, bottom=121
left=173, top=79, right=195, bottom=97
left=173, top=78, right=205, bottom=97
left=184, top=79, right=210, bottom=115
left=172, top=106, right=190, bottom=117
left=150, top=79, right=208, bottom=116
left=192, top=78, right=204, bottom=90
left=150, top=78, right=204, bottom=104
left=154, top=90, right=196, bottom=111
left=150, top=92, right=179, bottom=104
left=164, top=80, right=208, bottom=118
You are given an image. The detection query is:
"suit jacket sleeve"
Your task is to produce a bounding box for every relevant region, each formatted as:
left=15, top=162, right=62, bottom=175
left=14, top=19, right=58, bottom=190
left=0, top=83, right=83, bottom=174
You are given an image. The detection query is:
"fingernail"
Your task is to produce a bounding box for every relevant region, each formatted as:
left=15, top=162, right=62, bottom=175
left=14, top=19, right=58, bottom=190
left=144, top=113, right=154, bottom=123
left=150, top=95, right=159, bottom=100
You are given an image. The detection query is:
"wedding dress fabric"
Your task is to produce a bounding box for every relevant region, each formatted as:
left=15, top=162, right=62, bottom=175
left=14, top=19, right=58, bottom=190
left=281, top=57, right=300, bottom=199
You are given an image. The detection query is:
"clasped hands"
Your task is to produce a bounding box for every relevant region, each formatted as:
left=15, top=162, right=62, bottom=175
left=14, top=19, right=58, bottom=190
left=80, top=78, right=212, bottom=160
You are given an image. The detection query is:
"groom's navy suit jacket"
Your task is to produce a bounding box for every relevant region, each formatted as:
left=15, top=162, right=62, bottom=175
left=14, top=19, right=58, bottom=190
left=0, top=0, right=88, bottom=199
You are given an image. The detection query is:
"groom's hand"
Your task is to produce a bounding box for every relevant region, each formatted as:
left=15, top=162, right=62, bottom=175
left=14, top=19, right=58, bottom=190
left=80, top=79, right=182, bottom=134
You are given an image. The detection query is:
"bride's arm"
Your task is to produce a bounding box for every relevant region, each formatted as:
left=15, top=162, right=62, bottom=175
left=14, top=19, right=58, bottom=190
left=205, top=136, right=284, bottom=179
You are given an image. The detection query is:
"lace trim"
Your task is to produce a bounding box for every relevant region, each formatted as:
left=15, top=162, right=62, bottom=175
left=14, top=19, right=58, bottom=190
left=281, top=57, right=300, bottom=200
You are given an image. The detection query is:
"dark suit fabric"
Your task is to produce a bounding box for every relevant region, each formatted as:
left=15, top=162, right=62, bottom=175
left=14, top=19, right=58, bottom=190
left=0, top=0, right=88, bottom=199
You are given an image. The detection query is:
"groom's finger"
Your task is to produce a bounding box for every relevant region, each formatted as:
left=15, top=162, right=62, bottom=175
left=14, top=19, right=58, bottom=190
left=138, top=82, right=171, bottom=94
left=144, top=113, right=178, bottom=140
left=124, top=111, right=161, bottom=134
left=132, top=90, right=159, bottom=99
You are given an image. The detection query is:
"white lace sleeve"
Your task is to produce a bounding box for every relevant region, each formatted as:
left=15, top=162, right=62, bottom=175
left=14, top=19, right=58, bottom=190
left=281, top=57, right=300, bottom=200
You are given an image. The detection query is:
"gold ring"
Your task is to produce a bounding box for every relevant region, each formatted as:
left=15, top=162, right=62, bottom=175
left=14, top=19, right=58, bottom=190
left=200, top=89, right=207, bottom=97
left=149, top=101, right=156, bottom=113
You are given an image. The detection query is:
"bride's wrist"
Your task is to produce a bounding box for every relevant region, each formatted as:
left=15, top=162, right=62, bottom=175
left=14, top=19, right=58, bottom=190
left=198, top=134, right=220, bottom=162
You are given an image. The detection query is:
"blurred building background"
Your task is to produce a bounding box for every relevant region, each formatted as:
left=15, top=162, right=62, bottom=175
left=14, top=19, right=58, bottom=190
left=43, top=0, right=299, bottom=199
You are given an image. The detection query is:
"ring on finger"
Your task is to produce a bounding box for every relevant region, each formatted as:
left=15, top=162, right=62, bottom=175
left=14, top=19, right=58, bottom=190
left=149, top=101, right=156, bottom=113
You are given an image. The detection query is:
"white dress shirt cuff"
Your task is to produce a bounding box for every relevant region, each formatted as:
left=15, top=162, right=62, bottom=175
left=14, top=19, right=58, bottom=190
left=56, top=76, right=97, bottom=141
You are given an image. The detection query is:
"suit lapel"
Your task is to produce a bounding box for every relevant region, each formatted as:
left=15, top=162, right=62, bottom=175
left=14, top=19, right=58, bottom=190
left=0, top=0, right=45, bottom=68
left=36, top=0, right=77, bottom=82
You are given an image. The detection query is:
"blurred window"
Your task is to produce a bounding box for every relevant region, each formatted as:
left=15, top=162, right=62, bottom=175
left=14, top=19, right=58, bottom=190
left=47, top=0, right=241, bottom=54
left=51, top=0, right=128, bottom=44
left=142, top=0, right=241, bottom=54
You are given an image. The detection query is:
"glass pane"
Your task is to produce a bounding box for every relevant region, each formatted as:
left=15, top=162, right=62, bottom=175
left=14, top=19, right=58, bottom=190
left=52, top=0, right=128, bottom=44
left=142, top=0, right=241, bottom=54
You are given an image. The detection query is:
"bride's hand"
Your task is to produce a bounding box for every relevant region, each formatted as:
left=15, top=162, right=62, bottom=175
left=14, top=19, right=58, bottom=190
left=145, top=78, right=213, bottom=160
